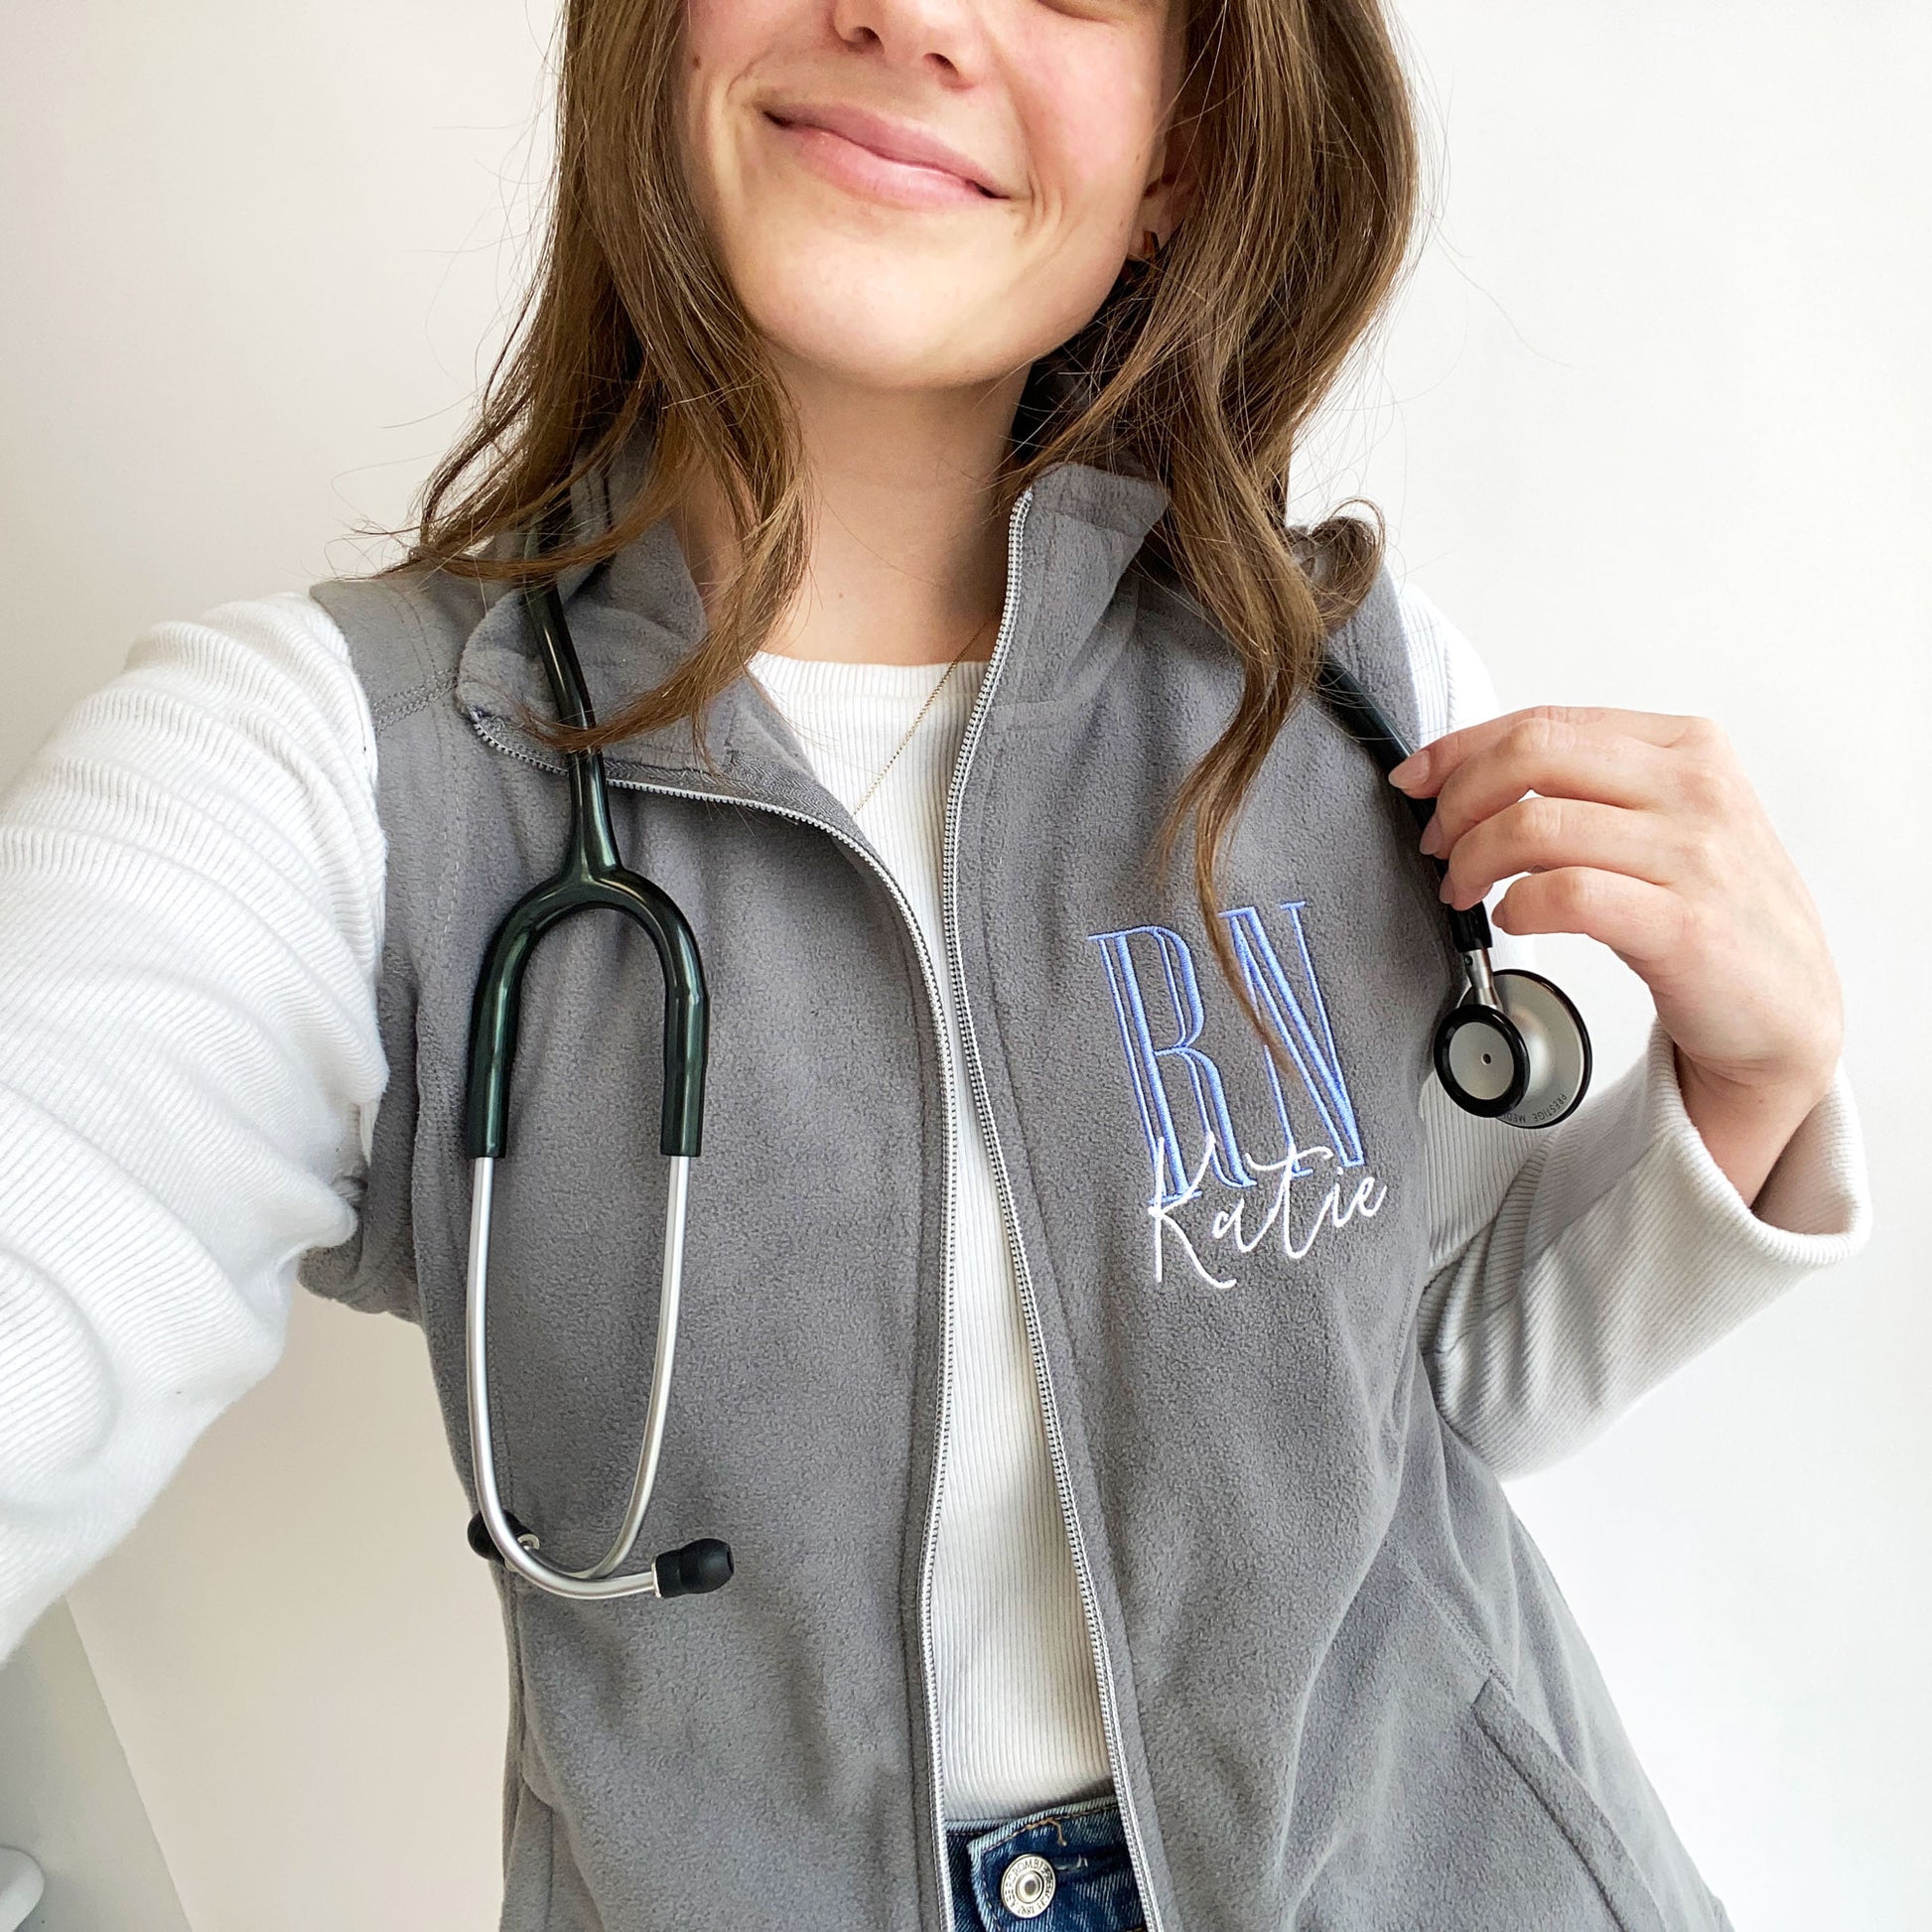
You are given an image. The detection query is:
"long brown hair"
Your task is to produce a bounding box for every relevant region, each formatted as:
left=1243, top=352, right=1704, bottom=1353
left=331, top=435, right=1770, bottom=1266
left=407, top=0, right=1422, bottom=1035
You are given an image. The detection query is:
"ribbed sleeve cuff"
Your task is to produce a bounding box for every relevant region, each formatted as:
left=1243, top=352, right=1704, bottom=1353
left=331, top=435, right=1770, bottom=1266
left=1636, top=1016, right=1872, bottom=1268
left=1445, top=1017, right=1875, bottom=1480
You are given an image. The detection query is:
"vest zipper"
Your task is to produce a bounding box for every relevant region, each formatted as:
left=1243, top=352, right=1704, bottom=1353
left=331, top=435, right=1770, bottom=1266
left=467, top=482, right=1161, bottom=1930
left=938, top=494, right=1169, bottom=1932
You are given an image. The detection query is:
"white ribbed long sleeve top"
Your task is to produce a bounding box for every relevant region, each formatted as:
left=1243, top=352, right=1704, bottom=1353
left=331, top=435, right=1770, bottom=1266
left=0, top=582, right=1870, bottom=1826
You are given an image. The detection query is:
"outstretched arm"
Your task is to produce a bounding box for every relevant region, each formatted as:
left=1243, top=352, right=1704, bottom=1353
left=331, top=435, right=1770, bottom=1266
left=0, top=594, right=387, bottom=1661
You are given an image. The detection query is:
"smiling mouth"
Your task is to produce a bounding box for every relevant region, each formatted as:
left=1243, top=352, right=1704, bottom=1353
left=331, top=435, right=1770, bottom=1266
left=761, top=106, right=1007, bottom=204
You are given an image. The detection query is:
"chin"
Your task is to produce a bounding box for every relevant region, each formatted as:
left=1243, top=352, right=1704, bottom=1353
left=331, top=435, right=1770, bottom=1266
left=733, top=254, right=1002, bottom=391
left=732, top=233, right=1118, bottom=397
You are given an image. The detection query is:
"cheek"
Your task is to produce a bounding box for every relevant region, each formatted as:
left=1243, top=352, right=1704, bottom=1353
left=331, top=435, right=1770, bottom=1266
left=682, top=0, right=783, bottom=69
left=1007, top=46, right=1168, bottom=309
left=678, top=0, right=824, bottom=216
left=1024, top=30, right=1167, bottom=221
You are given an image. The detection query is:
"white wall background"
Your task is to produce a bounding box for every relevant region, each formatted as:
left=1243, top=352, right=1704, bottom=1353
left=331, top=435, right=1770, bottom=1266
left=0, top=1, right=1924, bottom=1927
left=0, top=1606, right=190, bottom=1932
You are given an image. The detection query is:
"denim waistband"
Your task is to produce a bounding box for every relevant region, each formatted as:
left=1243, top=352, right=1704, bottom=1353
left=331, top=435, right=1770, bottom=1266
left=945, top=1793, right=1145, bottom=1931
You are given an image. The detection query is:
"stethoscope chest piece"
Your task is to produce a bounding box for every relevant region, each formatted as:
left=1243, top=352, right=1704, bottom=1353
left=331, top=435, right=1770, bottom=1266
left=1434, top=967, right=1591, bottom=1130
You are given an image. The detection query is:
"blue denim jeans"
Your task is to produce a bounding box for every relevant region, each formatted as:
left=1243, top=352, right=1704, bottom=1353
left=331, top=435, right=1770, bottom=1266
left=945, top=1793, right=1147, bottom=1930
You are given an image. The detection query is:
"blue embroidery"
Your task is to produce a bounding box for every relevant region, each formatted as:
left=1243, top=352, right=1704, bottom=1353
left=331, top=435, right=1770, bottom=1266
left=1088, top=925, right=1257, bottom=1205
left=1220, top=902, right=1365, bottom=1172
left=1089, top=900, right=1385, bottom=1288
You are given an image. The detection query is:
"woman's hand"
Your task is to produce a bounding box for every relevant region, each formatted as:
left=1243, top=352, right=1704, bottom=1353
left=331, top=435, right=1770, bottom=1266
left=1388, top=706, right=1843, bottom=1208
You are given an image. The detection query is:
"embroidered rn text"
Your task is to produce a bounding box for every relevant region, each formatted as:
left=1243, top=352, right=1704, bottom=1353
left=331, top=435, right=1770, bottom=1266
left=1089, top=900, right=1388, bottom=1291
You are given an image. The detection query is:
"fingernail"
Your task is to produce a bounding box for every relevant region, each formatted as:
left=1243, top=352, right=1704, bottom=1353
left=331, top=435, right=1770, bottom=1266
left=1388, top=753, right=1424, bottom=791
left=1438, top=875, right=1457, bottom=903
left=1418, top=813, right=1443, bottom=857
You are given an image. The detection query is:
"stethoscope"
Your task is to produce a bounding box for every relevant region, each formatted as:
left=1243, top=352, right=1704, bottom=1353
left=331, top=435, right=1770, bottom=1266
left=462, top=530, right=730, bottom=1602
left=1317, top=658, right=1593, bottom=1132
left=461, top=542, right=1591, bottom=1601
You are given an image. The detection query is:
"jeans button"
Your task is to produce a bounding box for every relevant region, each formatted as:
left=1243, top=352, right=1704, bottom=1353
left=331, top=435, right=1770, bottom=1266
left=999, top=1851, right=1056, bottom=1918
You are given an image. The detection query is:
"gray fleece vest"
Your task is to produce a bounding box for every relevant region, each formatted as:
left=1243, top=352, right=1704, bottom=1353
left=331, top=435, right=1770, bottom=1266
left=305, top=460, right=1732, bottom=1932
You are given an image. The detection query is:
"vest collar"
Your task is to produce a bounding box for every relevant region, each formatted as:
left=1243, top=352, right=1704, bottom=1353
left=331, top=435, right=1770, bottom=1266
left=452, top=456, right=1172, bottom=810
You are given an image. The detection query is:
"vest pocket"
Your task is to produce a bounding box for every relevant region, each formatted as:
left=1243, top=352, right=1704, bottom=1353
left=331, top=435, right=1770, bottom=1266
left=1292, top=1580, right=1696, bottom=1931
left=1470, top=1675, right=1668, bottom=1932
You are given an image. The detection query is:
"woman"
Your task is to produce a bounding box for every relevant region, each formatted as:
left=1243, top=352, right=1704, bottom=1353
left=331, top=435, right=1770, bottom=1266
left=0, top=0, right=1869, bottom=1927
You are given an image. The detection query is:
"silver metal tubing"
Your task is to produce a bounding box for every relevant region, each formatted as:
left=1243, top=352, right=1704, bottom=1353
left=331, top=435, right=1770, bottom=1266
left=585, top=1157, right=690, bottom=1580
left=466, top=1155, right=679, bottom=1600
left=1461, top=947, right=1502, bottom=1011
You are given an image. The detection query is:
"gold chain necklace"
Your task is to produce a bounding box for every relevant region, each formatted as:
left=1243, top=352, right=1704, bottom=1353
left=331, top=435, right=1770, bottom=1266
left=851, top=615, right=995, bottom=816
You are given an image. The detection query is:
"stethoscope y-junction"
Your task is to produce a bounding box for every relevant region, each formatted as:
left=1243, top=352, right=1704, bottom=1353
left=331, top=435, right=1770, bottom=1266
left=463, top=544, right=1592, bottom=1600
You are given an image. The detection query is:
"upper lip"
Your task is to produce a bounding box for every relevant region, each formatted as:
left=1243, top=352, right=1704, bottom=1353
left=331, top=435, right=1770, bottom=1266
left=762, top=99, right=1008, bottom=199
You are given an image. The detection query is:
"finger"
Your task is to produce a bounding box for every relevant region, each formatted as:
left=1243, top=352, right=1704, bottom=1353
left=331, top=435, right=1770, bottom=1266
left=1389, top=705, right=1707, bottom=798
left=1422, top=716, right=1679, bottom=856
left=1491, top=867, right=1690, bottom=969
left=1438, top=795, right=1689, bottom=909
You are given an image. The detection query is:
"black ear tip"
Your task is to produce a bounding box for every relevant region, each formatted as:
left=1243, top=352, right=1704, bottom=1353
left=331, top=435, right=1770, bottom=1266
left=467, top=1508, right=535, bottom=1564
left=655, top=1537, right=734, bottom=1597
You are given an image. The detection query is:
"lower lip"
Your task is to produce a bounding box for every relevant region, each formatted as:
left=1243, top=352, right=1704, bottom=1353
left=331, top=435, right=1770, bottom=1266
left=763, top=113, right=995, bottom=210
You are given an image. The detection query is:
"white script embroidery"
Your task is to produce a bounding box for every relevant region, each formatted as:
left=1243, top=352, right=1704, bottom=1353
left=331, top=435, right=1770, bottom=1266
left=1149, top=1135, right=1388, bottom=1291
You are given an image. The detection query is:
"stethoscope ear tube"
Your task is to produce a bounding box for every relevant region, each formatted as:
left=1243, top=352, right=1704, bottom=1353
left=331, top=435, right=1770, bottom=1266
left=465, top=1148, right=713, bottom=1598
left=463, top=567, right=709, bottom=1165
